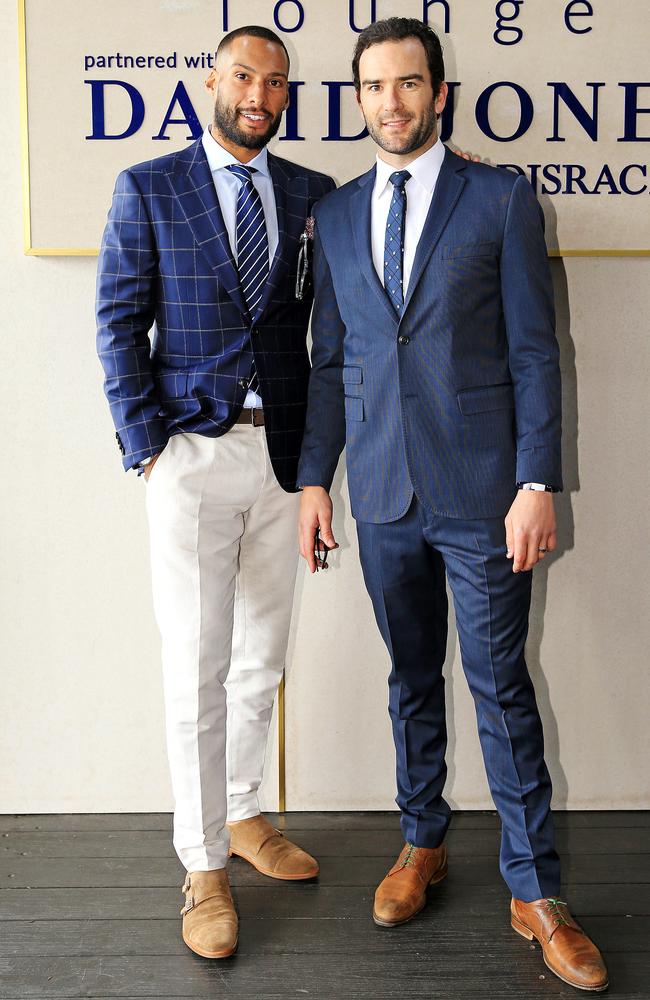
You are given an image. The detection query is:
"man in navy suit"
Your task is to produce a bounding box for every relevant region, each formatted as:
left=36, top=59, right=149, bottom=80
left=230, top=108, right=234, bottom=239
left=298, top=18, right=607, bottom=992
left=96, top=26, right=334, bottom=958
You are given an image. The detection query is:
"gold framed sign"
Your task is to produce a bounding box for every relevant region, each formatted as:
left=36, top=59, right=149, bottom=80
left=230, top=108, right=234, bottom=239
left=18, top=0, right=650, bottom=255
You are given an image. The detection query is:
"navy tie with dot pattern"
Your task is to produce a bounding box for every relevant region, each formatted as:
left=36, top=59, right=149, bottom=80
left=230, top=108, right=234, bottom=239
left=384, top=169, right=411, bottom=315
left=226, top=162, right=269, bottom=395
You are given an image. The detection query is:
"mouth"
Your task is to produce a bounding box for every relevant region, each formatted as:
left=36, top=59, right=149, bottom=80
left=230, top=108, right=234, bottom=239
left=239, top=110, right=270, bottom=128
left=381, top=118, right=412, bottom=130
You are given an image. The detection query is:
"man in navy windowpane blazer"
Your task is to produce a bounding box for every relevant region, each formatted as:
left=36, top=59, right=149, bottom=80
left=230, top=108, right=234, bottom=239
left=96, top=26, right=334, bottom=959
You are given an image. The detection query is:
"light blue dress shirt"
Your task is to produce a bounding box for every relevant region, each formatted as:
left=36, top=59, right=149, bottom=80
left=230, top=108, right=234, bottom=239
left=201, top=124, right=278, bottom=408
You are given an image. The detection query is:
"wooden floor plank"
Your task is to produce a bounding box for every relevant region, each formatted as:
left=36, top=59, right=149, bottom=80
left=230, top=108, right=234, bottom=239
left=1, top=883, right=648, bottom=921
left=0, top=953, right=647, bottom=1000
left=1, top=810, right=649, bottom=833
left=1, top=852, right=648, bottom=889
left=3, top=826, right=648, bottom=859
left=0, top=914, right=644, bottom=958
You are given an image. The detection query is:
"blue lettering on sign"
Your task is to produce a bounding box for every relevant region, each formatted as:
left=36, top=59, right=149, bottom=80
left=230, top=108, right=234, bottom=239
left=322, top=82, right=368, bottom=141
left=494, top=1, right=525, bottom=46
left=499, top=162, right=649, bottom=195
left=273, top=1, right=305, bottom=33
left=152, top=81, right=202, bottom=140
left=423, top=0, right=451, bottom=32
left=349, top=0, right=377, bottom=33
left=476, top=82, right=534, bottom=141
left=85, top=80, right=145, bottom=139
left=279, top=81, right=306, bottom=141
left=547, top=82, right=604, bottom=142
left=618, top=83, right=650, bottom=141
left=564, top=0, right=593, bottom=34
left=620, top=164, right=648, bottom=194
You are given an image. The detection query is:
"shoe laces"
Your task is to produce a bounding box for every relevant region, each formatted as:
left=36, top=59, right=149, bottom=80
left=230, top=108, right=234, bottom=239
left=401, top=844, right=420, bottom=868
left=545, top=897, right=570, bottom=927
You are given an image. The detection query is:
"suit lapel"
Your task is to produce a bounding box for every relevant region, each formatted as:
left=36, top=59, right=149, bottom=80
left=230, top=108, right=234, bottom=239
left=402, top=147, right=467, bottom=316
left=254, top=153, right=294, bottom=320
left=164, top=139, right=250, bottom=321
left=351, top=166, right=399, bottom=326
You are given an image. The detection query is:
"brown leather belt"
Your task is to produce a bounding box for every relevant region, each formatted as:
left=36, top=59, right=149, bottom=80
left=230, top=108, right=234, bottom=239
left=236, top=407, right=265, bottom=426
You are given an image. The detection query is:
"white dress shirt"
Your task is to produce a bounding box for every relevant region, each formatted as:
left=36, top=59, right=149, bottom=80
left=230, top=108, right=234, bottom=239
left=202, top=125, right=278, bottom=407
left=371, top=138, right=446, bottom=294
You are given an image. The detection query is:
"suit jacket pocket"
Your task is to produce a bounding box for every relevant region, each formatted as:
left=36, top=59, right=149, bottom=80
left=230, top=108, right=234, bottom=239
left=457, top=383, right=514, bottom=415
left=443, top=241, right=498, bottom=259
left=342, top=365, right=363, bottom=385
left=344, top=395, right=364, bottom=422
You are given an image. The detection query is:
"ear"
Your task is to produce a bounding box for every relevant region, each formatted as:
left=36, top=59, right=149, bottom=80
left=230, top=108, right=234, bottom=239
left=434, top=81, right=449, bottom=117
left=205, top=68, right=218, bottom=97
left=355, top=88, right=364, bottom=120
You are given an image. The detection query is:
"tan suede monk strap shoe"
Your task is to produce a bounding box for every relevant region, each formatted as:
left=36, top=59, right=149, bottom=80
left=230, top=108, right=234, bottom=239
left=180, top=869, right=238, bottom=959
left=511, top=897, right=609, bottom=991
left=227, top=814, right=319, bottom=880
left=373, top=842, right=448, bottom=927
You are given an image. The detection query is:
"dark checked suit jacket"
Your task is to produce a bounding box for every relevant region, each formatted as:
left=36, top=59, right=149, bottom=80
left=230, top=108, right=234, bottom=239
left=297, top=147, right=563, bottom=522
left=96, top=137, right=335, bottom=489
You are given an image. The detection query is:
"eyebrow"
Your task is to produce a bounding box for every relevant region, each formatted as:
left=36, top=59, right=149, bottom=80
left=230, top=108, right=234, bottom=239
left=233, top=62, right=288, bottom=79
left=362, top=73, right=425, bottom=85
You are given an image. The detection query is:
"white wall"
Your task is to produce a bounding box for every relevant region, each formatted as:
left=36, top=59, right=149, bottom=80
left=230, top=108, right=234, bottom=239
left=2, top=1, right=648, bottom=812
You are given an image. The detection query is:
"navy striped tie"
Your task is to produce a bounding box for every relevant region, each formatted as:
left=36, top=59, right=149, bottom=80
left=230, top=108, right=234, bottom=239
left=227, top=163, right=270, bottom=395
left=384, top=170, right=411, bottom=314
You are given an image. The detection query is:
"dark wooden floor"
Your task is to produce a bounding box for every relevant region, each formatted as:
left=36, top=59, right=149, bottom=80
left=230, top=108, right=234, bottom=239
left=1, top=811, right=648, bottom=999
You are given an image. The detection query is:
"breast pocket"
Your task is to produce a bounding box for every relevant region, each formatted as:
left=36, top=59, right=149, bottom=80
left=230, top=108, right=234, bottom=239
left=442, top=242, right=498, bottom=260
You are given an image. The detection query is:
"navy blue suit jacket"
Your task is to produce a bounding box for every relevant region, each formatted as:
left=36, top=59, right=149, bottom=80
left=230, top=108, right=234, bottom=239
left=96, top=137, right=335, bottom=489
left=297, top=147, right=562, bottom=522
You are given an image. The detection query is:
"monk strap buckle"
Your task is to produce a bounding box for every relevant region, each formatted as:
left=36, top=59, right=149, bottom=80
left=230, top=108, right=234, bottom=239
left=180, top=895, right=195, bottom=916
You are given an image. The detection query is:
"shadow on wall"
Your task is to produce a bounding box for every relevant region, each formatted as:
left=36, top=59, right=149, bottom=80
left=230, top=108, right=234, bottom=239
left=523, top=192, right=579, bottom=810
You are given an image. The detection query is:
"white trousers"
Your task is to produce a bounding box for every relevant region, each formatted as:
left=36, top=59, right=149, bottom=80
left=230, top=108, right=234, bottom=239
left=145, top=427, right=300, bottom=872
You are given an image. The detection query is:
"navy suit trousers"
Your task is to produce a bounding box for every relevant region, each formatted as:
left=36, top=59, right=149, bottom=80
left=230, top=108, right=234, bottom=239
left=356, top=497, right=561, bottom=902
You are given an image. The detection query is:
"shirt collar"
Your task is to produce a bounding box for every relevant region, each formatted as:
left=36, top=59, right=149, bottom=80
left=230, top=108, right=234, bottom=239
left=374, top=138, right=446, bottom=197
left=201, top=124, right=271, bottom=178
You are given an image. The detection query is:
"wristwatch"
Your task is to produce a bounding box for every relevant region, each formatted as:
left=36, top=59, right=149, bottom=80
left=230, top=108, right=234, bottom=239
left=518, top=482, right=557, bottom=492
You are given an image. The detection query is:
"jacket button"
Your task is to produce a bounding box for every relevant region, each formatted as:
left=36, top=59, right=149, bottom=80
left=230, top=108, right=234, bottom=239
left=398, top=335, right=410, bottom=346
left=238, top=379, right=248, bottom=389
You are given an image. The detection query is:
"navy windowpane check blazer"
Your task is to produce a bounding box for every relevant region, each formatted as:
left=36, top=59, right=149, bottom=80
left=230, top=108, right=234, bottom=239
left=96, top=137, right=335, bottom=489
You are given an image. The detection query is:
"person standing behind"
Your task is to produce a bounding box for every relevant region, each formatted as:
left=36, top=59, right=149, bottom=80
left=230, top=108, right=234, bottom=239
left=298, top=18, right=608, bottom=993
left=96, top=26, right=334, bottom=959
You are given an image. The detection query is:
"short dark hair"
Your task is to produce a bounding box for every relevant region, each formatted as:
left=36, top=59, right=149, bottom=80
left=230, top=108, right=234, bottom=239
left=217, top=25, right=290, bottom=72
left=352, top=17, right=444, bottom=98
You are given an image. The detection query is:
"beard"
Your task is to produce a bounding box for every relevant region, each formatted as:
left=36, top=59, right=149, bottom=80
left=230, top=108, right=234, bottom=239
left=212, top=96, right=283, bottom=150
left=365, top=104, right=438, bottom=157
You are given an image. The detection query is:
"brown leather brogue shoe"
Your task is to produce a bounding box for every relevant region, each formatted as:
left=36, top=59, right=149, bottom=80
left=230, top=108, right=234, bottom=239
left=511, top=897, right=609, bottom=991
left=373, top=842, right=448, bottom=927
left=180, top=869, right=238, bottom=959
left=227, top=814, right=319, bottom=880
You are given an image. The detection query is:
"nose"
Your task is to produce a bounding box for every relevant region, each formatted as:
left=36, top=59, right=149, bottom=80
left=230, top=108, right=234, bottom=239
left=383, top=86, right=403, bottom=113
left=248, top=80, right=266, bottom=106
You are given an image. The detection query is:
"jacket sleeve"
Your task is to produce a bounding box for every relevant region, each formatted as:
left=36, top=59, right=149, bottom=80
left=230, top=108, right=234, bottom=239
left=296, top=218, right=347, bottom=491
left=500, top=175, right=563, bottom=490
left=95, top=168, right=169, bottom=471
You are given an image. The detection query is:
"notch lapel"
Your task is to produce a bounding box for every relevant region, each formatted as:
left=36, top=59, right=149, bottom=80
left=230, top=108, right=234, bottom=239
left=402, top=147, right=467, bottom=316
left=254, top=153, right=293, bottom=320
left=351, top=166, right=399, bottom=326
left=164, top=139, right=250, bottom=322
